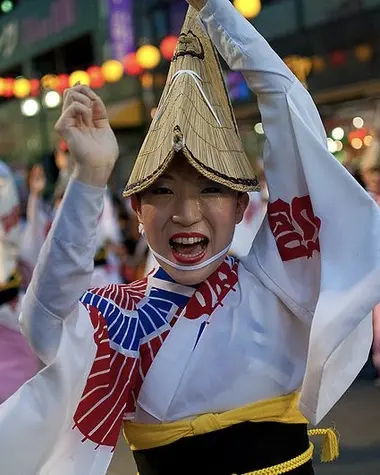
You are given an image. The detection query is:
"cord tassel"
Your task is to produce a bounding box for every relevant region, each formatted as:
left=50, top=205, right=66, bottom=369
left=308, top=428, right=340, bottom=462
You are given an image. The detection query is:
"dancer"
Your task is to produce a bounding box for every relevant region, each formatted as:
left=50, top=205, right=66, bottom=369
left=0, top=160, right=39, bottom=404
left=1, top=1, right=380, bottom=474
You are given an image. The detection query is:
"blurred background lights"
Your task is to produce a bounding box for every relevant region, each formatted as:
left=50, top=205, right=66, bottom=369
left=21, top=98, right=40, bottom=117
left=327, top=138, right=338, bottom=153
left=43, top=90, right=61, bottom=109
left=353, top=116, right=364, bottom=129
left=351, top=137, right=363, bottom=149
left=331, top=127, right=345, bottom=141
left=364, top=135, right=373, bottom=147
left=1, top=0, right=14, bottom=13
left=254, top=122, right=264, bottom=134
left=335, top=140, right=343, bottom=152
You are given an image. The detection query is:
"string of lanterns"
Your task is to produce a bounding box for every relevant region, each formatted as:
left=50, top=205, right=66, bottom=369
left=0, top=35, right=179, bottom=100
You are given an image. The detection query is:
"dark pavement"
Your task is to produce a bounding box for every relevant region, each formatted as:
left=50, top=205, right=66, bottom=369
left=108, top=373, right=380, bottom=475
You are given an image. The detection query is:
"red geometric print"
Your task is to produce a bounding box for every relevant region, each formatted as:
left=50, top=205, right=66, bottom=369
left=73, top=298, right=140, bottom=448
left=267, top=195, right=321, bottom=262
left=186, top=258, right=239, bottom=319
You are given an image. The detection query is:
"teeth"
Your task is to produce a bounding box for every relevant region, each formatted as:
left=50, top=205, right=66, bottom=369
left=172, top=237, right=205, bottom=245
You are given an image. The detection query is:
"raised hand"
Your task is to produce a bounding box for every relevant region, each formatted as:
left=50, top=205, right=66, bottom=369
left=54, top=85, right=119, bottom=187
left=185, top=0, right=207, bottom=11
left=29, top=164, right=46, bottom=196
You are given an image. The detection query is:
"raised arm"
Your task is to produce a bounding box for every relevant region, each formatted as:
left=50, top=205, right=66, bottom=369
left=20, top=85, right=119, bottom=364
left=196, top=0, right=380, bottom=319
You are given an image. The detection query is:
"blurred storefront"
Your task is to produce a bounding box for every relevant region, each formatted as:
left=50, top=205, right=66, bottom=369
left=0, top=0, right=144, bottom=191
left=227, top=0, right=380, bottom=165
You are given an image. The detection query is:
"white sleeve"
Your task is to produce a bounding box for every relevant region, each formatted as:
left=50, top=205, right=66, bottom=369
left=20, top=178, right=106, bottom=364
left=199, top=0, right=380, bottom=323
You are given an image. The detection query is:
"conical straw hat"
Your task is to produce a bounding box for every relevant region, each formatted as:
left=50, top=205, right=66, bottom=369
left=123, top=6, right=259, bottom=197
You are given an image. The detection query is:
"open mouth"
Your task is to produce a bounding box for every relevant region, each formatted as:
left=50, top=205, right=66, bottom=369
left=169, top=233, right=209, bottom=265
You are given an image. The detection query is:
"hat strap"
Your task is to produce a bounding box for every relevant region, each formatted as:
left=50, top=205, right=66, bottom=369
left=156, top=69, right=222, bottom=127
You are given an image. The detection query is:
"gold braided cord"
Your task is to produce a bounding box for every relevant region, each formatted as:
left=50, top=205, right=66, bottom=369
left=235, top=442, right=314, bottom=475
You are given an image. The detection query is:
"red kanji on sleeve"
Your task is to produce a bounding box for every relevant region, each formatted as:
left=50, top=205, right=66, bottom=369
left=267, top=195, right=321, bottom=262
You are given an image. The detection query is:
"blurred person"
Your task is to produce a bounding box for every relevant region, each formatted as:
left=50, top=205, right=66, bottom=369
left=19, top=160, right=123, bottom=289
left=360, top=140, right=380, bottom=385
left=0, top=160, right=39, bottom=403
left=1, top=2, right=380, bottom=475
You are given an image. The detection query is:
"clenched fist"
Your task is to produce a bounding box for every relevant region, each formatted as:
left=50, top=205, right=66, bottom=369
left=55, top=85, right=119, bottom=187
left=185, top=0, right=207, bottom=11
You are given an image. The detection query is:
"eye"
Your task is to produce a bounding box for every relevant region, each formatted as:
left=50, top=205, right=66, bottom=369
left=201, top=186, right=223, bottom=194
left=152, top=187, right=173, bottom=195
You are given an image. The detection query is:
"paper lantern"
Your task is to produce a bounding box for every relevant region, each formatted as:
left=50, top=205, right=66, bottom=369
left=29, top=79, right=40, bottom=97
left=311, top=56, right=326, bottom=73
left=234, top=0, right=261, bottom=19
left=69, top=70, right=90, bottom=87
left=56, top=74, right=70, bottom=94
left=123, top=53, right=143, bottom=76
left=3, top=78, right=14, bottom=97
left=41, top=74, right=60, bottom=90
left=355, top=44, right=373, bottom=62
left=136, top=45, right=161, bottom=70
left=87, top=66, right=105, bottom=89
left=160, top=35, right=177, bottom=61
left=13, top=78, right=31, bottom=98
left=330, top=51, right=346, bottom=66
left=101, top=59, right=124, bottom=83
left=140, top=73, right=153, bottom=89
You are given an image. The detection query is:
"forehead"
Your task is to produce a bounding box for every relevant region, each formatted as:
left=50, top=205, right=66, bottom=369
left=160, top=156, right=208, bottom=182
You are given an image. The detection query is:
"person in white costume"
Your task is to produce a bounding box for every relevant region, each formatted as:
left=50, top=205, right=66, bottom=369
left=1, top=1, right=380, bottom=474
left=19, top=163, right=123, bottom=288
left=0, top=160, right=39, bottom=403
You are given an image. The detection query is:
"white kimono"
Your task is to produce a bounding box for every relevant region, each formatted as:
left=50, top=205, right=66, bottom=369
left=1, top=1, right=380, bottom=474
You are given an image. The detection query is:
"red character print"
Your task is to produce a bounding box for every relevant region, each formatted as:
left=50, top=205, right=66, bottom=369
left=267, top=195, right=321, bottom=262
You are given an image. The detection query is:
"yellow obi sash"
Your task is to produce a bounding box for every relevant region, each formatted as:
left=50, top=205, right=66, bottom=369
left=124, top=392, right=339, bottom=472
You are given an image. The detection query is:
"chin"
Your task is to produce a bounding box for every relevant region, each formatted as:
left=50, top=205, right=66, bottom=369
left=159, top=257, right=225, bottom=286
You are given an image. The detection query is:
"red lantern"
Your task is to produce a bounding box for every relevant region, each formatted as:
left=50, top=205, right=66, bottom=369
left=87, top=66, right=105, bottom=89
left=3, top=78, right=14, bottom=97
left=160, top=35, right=178, bottom=61
left=330, top=51, right=346, bottom=66
left=29, top=79, right=41, bottom=97
left=123, top=53, right=143, bottom=76
left=55, top=74, right=70, bottom=94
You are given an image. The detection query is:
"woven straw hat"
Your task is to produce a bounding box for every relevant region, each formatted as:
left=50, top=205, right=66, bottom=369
left=123, top=6, right=259, bottom=198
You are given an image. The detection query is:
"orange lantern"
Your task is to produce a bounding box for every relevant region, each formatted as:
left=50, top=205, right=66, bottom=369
left=87, top=66, right=105, bottom=89
left=14, top=78, right=31, bottom=98
left=234, top=0, right=261, bottom=18
left=29, top=79, right=40, bottom=97
left=56, top=74, right=70, bottom=94
left=41, top=74, right=60, bottom=91
left=0, top=78, right=5, bottom=96
left=160, top=35, right=177, bottom=61
left=3, top=78, right=14, bottom=97
left=101, top=59, right=124, bottom=83
left=355, top=44, right=373, bottom=62
left=136, top=45, right=161, bottom=70
left=123, top=53, right=143, bottom=76
left=69, top=70, right=90, bottom=87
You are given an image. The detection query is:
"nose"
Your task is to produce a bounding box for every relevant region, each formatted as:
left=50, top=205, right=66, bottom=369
left=172, top=196, right=202, bottom=227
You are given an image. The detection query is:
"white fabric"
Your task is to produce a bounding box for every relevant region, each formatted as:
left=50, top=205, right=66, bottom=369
left=201, top=0, right=380, bottom=423
left=0, top=160, right=20, bottom=285
left=137, top=262, right=309, bottom=423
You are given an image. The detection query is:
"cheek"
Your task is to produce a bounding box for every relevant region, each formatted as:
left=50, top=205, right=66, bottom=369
left=208, top=198, right=237, bottom=231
